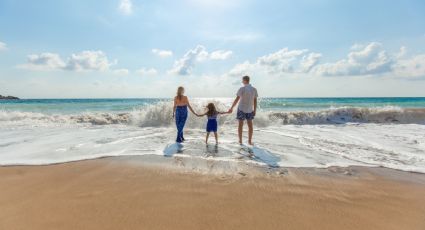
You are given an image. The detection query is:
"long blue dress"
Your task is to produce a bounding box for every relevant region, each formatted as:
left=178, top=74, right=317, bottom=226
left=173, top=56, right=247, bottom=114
left=175, top=105, right=188, bottom=143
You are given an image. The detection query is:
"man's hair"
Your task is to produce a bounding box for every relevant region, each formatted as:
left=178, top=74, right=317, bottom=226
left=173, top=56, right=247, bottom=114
left=242, top=75, right=250, bottom=83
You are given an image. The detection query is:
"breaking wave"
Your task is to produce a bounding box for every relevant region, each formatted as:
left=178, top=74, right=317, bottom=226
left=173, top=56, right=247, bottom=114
left=1, top=102, right=425, bottom=126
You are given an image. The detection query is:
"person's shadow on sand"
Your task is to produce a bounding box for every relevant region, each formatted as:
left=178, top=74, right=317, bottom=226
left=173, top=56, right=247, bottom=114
left=163, top=143, right=184, bottom=157
left=239, top=146, right=280, bottom=168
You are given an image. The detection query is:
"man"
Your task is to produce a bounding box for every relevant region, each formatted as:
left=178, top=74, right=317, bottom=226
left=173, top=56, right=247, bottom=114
left=228, top=76, right=258, bottom=145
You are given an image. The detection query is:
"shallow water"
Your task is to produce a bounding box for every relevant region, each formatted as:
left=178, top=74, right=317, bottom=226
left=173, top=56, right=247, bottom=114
left=0, top=98, right=424, bottom=173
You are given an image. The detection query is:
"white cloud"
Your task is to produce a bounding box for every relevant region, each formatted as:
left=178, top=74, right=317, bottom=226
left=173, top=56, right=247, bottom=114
left=393, top=54, right=425, bottom=78
left=152, top=49, right=173, bottom=58
left=226, top=42, right=425, bottom=79
left=169, top=45, right=233, bottom=75
left=118, top=0, right=133, bottom=15
left=228, top=48, right=321, bottom=76
left=210, top=50, right=233, bottom=60
left=113, top=68, right=129, bottom=75
left=19, top=50, right=115, bottom=72
left=396, top=46, right=407, bottom=58
left=18, top=53, right=66, bottom=71
left=300, top=53, right=322, bottom=72
left=0, top=41, right=6, bottom=51
left=168, top=45, right=208, bottom=75
left=137, top=68, right=158, bottom=76
left=257, top=48, right=309, bottom=73
left=65, top=51, right=114, bottom=72
left=228, top=61, right=255, bottom=76
left=315, top=42, right=393, bottom=76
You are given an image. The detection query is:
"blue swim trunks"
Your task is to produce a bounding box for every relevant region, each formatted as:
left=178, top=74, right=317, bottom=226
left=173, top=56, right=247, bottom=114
left=206, top=118, right=218, bottom=132
left=237, top=109, right=255, bottom=120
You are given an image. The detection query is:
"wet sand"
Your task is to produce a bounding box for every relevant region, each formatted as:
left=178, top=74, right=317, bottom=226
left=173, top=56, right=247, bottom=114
left=0, top=157, right=424, bottom=230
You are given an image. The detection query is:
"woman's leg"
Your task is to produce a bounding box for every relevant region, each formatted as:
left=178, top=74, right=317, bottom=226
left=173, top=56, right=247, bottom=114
left=175, top=108, right=188, bottom=143
left=175, top=116, right=182, bottom=142
left=213, top=132, right=218, bottom=144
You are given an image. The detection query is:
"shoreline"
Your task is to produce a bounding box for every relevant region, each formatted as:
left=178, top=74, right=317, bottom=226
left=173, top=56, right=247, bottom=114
left=2, top=154, right=425, bottom=179
left=1, top=156, right=424, bottom=230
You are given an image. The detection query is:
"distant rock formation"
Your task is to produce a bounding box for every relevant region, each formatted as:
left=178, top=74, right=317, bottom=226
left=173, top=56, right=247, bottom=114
left=0, top=95, right=19, bottom=100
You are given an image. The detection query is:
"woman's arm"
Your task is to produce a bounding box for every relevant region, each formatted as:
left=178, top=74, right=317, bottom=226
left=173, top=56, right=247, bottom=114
left=172, top=97, right=177, bottom=118
left=186, top=98, right=198, bottom=116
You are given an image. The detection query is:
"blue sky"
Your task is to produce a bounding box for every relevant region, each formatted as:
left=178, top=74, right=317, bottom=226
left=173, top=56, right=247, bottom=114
left=0, top=0, right=425, bottom=98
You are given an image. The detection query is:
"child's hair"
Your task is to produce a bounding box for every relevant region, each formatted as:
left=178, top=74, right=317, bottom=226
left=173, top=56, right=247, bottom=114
left=206, top=103, right=217, bottom=117
left=176, top=86, right=184, bottom=100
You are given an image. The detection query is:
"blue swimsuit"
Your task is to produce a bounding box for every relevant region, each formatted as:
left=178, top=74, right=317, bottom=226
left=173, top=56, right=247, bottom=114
left=175, top=105, right=188, bottom=143
left=206, top=114, right=218, bottom=133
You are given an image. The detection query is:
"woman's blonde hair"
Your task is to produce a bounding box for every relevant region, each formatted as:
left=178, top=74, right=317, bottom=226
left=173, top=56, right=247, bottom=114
left=177, top=86, right=184, bottom=100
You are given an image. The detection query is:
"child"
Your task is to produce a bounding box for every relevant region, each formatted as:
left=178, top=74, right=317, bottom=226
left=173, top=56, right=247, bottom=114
left=197, top=103, right=229, bottom=144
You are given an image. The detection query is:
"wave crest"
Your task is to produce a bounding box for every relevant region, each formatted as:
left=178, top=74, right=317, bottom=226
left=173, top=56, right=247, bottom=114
left=1, top=103, right=425, bottom=126
left=270, top=106, right=425, bottom=124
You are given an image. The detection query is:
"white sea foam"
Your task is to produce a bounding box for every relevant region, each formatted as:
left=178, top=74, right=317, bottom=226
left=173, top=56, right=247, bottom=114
left=1, top=102, right=425, bottom=126
left=1, top=101, right=424, bottom=173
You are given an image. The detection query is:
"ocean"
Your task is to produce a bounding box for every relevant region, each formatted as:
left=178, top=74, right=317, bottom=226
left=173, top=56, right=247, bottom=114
left=1, top=97, right=425, bottom=173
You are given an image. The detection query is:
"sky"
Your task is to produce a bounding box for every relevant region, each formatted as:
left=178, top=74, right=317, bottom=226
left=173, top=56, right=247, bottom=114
left=0, top=0, right=425, bottom=98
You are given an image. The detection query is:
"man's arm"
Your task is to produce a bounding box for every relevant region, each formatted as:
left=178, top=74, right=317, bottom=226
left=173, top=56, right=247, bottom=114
left=228, top=96, right=240, bottom=113
left=186, top=98, right=198, bottom=116
left=253, top=97, right=257, bottom=116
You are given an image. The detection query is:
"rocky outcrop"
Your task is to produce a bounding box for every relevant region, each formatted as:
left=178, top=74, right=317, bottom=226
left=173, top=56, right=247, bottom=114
left=0, top=95, right=19, bottom=100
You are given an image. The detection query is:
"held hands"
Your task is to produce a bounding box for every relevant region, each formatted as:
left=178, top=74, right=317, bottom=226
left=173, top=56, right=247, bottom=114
left=228, top=108, right=233, bottom=113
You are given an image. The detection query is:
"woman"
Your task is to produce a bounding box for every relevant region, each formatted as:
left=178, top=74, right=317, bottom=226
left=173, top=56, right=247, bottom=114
left=173, top=86, right=198, bottom=143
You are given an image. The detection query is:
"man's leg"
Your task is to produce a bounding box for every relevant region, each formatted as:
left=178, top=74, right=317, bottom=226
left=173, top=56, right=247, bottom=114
left=238, top=120, right=244, bottom=144
left=247, top=119, right=253, bottom=145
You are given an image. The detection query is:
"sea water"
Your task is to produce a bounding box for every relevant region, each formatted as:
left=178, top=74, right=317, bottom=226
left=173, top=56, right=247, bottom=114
left=1, top=98, right=424, bottom=173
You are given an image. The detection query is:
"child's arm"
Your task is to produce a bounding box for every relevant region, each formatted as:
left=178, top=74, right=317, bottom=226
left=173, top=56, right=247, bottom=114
left=218, top=111, right=231, bottom=115
left=197, top=112, right=207, bottom=117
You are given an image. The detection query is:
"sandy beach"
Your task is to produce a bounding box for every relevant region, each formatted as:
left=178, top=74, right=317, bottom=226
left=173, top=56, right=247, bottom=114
left=1, top=157, right=424, bottom=230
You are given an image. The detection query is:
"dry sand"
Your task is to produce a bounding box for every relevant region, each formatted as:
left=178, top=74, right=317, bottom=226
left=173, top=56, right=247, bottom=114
left=0, top=158, right=424, bottom=230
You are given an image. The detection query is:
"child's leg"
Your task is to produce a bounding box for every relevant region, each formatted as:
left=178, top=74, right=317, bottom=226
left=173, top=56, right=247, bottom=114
left=205, top=132, right=210, bottom=144
left=213, top=132, right=218, bottom=144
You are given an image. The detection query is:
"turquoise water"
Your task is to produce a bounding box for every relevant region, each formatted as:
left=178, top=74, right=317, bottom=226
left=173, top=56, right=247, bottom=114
left=260, top=97, right=425, bottom=111
left=1, top=97, right=425, bottom=172
left=1, top=98, right=425, bottom=114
